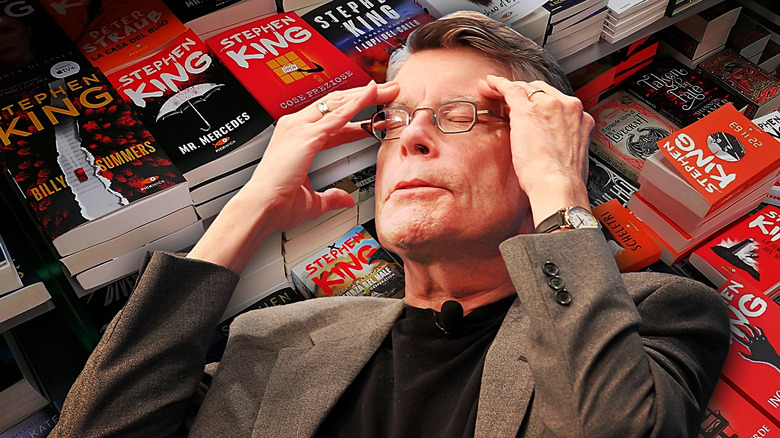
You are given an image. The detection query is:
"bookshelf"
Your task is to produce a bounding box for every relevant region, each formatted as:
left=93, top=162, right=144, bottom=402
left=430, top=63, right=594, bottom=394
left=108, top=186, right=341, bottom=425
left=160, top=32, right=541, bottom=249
left=558, top=0, right=726, bottom=73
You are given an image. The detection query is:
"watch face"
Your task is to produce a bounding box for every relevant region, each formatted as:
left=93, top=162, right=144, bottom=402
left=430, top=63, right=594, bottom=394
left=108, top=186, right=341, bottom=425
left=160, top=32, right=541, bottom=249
left=567, top=206, right=600, bottom=229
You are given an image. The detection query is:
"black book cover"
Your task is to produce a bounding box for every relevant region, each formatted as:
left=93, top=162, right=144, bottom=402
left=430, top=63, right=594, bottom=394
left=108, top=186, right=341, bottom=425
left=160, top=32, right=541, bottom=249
left=622, top=56, right=752, bottom=127
left=0, top=0, right=89, bottom=101
left=107, top=29, right=274, bottom=174
left=586, top=152, right=638, bottom=208
left=162, top=0, right=243, bottom=23
left=0, top=66, right=185, bottom=242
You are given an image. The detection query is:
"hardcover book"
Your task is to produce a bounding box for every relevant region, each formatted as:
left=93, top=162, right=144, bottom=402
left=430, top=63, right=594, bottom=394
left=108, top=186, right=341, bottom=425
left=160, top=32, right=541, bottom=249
left=621, top=56, right=751, bottom=128
left=0, top=66, right=189, bottom=256
left=592, top=198, right=661, bottom=272
left=716, top=274, right=780, bottom=425
left=697, top=49, right=780, bottom=118
left=654, top=103, right=780, bottom=218
left=586, top=152, right=639, bottom=208
left=38, top=0, right=187, bottom=73
left=689, top=203, right=780, bottom=297
left=301, top=0, right=434, bottom=83
left=106, top=29, right=274, bottom=177
left=588, top=88, right=678, bottom=183
left=699, top=378, right=775, bottom=438
left=289, top=225, right=405, bottom=298
left=0, top=0, right=90, bottom=101
left=205, top=12, right=373, bottom=120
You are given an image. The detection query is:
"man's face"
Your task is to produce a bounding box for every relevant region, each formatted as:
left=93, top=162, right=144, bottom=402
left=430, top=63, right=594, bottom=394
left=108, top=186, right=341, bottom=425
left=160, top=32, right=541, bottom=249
left=374, top=47, right=529, bottom=260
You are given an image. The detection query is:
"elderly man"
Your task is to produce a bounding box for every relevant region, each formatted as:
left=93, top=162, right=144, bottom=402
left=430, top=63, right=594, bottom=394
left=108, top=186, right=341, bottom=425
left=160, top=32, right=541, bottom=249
left=51, top=11, right=729, bottom=438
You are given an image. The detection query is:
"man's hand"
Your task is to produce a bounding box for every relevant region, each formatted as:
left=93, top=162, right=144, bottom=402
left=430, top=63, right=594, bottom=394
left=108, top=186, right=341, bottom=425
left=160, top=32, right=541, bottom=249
left=187, top=81, right=400, bottom=273
left=480, top=76, right=594, bottom=229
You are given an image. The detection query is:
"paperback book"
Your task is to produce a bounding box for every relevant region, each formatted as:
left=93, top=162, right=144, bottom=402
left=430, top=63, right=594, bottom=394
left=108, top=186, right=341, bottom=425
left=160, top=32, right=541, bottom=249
left=106, top=29, right=274, bottom=176
left=697, top=49, right=780, bottom=118
left=592, top=198, right=661, bottom=272
left=622, top=56, right=751, bottom=127
left=716, top=274, right=780, bottom=426
left=38, top=0, right=187, bottom=73
left=689, top=203, right=780, bottom=298
left=0, top=66, right=189, bottom=256
left=586, top=152, right=639, bottom=208
left=654, top=103, right=780, bottom=218
left=588, top=88, right=678, bottom=183
left=699, top=378, right=776, bottom=438
left=205, top=12, right=373, bottom=119
left=301, top=0, right=434, bottom=83
left=0, top=0, right=90, bottom=101
left=753, top=110, right=780, bottom=207
left=289, top=225, right=405, bottom=298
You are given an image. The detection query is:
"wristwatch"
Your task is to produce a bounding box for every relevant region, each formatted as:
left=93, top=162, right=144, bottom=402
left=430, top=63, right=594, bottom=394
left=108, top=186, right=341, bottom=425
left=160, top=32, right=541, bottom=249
left=534, top=206, right=599, bottom=233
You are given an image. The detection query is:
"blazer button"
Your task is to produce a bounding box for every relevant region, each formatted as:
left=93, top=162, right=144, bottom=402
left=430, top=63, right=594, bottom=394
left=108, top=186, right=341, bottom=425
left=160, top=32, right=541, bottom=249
left=555, top=290, right=572, bottom=305
left=543, top=262, right=559, bottom=276
left=548, top=276, right=565, bottom=290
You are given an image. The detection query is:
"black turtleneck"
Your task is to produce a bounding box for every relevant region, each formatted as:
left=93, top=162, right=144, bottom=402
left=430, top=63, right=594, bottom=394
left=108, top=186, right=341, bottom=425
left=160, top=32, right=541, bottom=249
left=314, top=295, right=515, bottom=438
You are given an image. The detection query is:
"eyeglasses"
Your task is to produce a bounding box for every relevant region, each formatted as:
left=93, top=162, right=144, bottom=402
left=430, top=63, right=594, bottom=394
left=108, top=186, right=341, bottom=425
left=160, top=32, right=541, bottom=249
left=361, top=101, right=508, bottom=141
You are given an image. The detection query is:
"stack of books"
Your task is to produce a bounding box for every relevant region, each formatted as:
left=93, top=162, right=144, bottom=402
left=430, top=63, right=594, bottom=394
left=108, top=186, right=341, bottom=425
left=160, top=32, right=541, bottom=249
left=542, top=0, right=609, bottom=60
left=627, top=104, right=780, bottom=265
left=601, top=0, right=667, bottom=44
left=592, top=199, right=661, bottom=272
left=656, top=0, right=741, bottom=68
left=725, top=11, right=771, bottom=62
left=753, top=110, right=780, bottom=207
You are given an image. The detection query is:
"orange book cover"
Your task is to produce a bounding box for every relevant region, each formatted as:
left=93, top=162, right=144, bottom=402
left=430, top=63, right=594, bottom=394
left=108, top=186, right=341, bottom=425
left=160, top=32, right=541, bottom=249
left=657, top=103, right=780, bottom=215
left=593, top=198, right=661, bottom=272
left=205, top=12, right=373, bottom=120
left=39, top=0, right=186, bottom=72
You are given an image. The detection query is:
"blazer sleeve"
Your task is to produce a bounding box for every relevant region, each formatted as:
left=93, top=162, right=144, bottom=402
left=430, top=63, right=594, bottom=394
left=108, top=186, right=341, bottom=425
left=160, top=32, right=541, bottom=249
left=50, top=251, right=240, bottom=438
left=499, top=228, right=730, bottom=437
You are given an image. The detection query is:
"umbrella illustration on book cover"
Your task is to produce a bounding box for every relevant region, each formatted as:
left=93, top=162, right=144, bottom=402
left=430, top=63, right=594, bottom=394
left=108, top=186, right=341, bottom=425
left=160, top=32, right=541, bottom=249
left=156, top=83, right=224, bottom=131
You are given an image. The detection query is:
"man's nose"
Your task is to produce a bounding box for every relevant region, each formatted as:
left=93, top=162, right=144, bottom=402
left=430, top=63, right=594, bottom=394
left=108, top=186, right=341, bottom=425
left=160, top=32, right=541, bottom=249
left=398, top=108, right=436, bottom=156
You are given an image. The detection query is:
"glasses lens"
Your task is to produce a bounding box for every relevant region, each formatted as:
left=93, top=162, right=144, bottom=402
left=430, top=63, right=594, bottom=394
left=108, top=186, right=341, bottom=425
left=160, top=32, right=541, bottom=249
left=372, top=109, right=408, bottom=140
left=437, top=102, right=476, bottom=133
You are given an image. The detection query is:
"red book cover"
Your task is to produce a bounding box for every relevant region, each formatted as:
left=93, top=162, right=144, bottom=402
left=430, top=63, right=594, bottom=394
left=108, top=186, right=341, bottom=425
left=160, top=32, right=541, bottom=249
left=657, top=103, right=780, bottom=215
left=698, top=49, right=780, bottom=116
left=38, top=0, right=187, bottom=73
left=716, top=274, right=780, bottom=427
left=205, top=12, right=373, bottom=120
left=690, top=204, right=780, bottom=297
left=699, top=378, right=777, bottom=438
left=592, top=198, right=661, bottom=272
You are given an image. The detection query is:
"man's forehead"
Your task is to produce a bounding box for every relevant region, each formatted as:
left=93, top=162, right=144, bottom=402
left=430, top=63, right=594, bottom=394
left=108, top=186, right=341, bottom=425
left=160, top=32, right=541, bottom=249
left=389, top=95, right=501, bottom=110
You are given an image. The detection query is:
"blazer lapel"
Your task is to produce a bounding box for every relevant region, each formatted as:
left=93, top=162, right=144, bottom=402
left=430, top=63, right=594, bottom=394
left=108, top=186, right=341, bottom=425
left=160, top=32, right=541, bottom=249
left=475, top=299, right=535, bottom=438
left=252, top=299, right=405, bottom=438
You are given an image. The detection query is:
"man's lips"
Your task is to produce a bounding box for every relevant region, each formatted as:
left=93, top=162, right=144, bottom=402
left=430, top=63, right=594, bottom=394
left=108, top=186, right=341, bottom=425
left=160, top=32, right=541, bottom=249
left=388, top=179, right=447, bottom=199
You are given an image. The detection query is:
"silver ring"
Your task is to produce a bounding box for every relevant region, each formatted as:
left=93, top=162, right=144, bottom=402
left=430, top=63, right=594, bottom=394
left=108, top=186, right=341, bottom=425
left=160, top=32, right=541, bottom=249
left=316, top=101, right=331, bottom=116
left=527, top=89, right=546, bottom=99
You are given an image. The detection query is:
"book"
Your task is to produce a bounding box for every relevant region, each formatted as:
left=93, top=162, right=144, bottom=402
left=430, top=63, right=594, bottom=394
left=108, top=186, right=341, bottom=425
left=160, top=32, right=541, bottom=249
left=205, top=12, right=373, bottom=120
left=509, top=6, right=550, bottom=46
left=698, top=49, right=780, bottom=118
left=289, top=224, right=405, bottom=298
left=38, top=0, right=188, bottom=73
left=658, top=24, right=727, bottom=65
left=699, top=378, right=776, bottom=438
left=546, top=0, right=608, bottom=43
left=674, top=0, right=741, bottom=43
left=301, top=0, right=434, bottom=83
left=588, top=88, right=679, bottom=183
left=183, top=0, right=279, bottom=40
left=106, top=29, right=275, bottom=182
left=715, top=274, right=780, bottom=426
left=0, top=66, right=192, bottom=257
left=592, top=198, right=661, bottom=272
left=689, top=204, right=780, bottom=298
left=601, top=0, right=665, bottom=44
left=0, top=234, right=23, bottom=295
left=753, top=110, right=780, bottom=207
left=276, top=0, right=329, bottom=13
left=653, top=103, right=780, bottom=219
left=162, top=0, right=244, bottom=23
left=543, top=0, right=604, bottom=24
left=544, top=5, right=608, bottom=51
left=0, top=232, right=53, bottom=335
left=621, top=56, right=752, bottom=128
left=586, top=152, right=639, bottom=208
left=0, top=0, right=90, bottom=101
left=0, top=401, right=60, bottom=438
left=412, top=0, right=546, bottom=25
left=78, top=271, right=137, bottom=336
left=725, top=12, right=771, bottom=60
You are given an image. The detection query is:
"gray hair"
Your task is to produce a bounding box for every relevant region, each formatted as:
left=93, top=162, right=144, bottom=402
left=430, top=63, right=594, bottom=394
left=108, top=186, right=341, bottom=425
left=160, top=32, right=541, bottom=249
left=387, top=11, right=573, bottom=95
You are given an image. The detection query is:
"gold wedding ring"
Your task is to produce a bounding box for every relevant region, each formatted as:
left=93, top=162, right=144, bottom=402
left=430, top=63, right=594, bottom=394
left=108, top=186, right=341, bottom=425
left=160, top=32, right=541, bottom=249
left=317, top=101, right=331, bottom=116
left=527, top=89, right=546, bottom=99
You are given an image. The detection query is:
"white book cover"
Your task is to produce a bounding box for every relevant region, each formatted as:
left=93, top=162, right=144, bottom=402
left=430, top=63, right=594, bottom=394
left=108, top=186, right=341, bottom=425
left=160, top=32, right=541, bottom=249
left=414, top=0, right=546, bottom=23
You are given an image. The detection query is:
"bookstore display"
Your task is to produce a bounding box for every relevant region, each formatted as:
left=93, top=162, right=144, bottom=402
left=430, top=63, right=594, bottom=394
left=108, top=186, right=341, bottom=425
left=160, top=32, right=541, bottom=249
left=0, top=0, right=779, bottom=434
